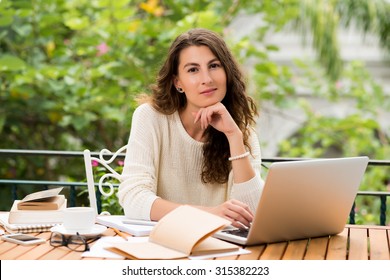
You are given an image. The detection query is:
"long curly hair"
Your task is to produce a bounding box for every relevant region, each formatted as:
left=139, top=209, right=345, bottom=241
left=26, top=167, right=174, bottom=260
left=147, top=28, right=258, bottom=184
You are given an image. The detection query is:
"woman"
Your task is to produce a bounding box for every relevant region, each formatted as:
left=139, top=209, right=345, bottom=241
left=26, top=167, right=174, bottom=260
left=118, top=28, right=264, bottom=228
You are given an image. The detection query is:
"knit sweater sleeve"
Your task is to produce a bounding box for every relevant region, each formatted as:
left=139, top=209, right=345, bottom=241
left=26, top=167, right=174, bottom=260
left=117, top=104, right=161, bottom=220
left=229, top=129, right=265, bottom=213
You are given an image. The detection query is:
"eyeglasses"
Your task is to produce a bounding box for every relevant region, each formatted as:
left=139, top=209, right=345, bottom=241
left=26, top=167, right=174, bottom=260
left=50, top=232, right=99, bottom=252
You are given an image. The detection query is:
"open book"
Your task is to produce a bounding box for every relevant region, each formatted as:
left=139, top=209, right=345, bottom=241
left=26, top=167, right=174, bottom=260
left=106, top=205, right=239, bottom=259
left=8, top=187, right=66, bottom=225
left=8, top=199, right=66, bottom=224
left=17, top=187, right=65, bottom=210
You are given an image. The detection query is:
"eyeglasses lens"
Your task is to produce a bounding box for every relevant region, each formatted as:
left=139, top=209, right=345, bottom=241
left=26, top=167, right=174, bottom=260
left=68, top=235, right=87, bottom=252
left=50, top=232, right=89, bottom=252
left=50, top=232, right=65, bottom=247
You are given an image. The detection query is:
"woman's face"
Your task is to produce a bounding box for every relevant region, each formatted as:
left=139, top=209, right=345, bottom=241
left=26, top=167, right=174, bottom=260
left=174, top=45, right=227, bottom=112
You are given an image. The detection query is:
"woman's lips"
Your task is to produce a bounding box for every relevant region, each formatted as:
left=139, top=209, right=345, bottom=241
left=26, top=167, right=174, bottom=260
left=201, top=88, right=217, bottom=95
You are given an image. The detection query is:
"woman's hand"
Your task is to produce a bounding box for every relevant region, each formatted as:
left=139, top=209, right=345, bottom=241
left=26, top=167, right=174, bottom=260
left=193, top=102, right=240, bottom=137
left=206, top=199, right=253, bottom=228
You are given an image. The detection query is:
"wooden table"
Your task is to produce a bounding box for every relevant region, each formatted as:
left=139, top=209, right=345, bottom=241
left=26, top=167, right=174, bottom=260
left=1, top=224, right=389, bottom=260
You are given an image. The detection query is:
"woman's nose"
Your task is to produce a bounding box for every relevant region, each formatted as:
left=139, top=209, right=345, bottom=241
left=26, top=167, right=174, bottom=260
left=201, top=70, right=213, bottom=85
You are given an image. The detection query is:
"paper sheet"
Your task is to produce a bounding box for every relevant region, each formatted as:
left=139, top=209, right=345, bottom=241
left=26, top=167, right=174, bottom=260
left=81, top=236, right=132, bottom=259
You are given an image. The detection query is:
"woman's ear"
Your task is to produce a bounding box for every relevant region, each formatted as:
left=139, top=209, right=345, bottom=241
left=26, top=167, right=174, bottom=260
left=173, top=76, right=179, bottom=88
left=173, top=77, right=184, bottom=93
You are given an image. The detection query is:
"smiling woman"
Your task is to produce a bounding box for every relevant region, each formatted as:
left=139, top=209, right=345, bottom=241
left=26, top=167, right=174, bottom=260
left=174, top=45, right=227, bottom=112
left=117, top=28, right=264, bottom=228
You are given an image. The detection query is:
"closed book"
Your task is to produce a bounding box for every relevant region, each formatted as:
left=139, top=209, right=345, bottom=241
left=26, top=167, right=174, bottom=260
left=8, top=199, right=66, bottom=224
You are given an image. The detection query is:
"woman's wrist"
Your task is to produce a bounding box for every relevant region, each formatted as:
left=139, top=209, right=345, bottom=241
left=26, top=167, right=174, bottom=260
left=225, top=128, right=243, bottom=143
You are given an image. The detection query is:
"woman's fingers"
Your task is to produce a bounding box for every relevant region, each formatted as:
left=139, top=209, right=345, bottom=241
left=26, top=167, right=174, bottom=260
left=226, top=202, right=253, bottom=227
left=214, top=199, right=253, bottom=228
left=193, top=103, right=239, bottom=135
left=193, top=103, right=227, bottom=130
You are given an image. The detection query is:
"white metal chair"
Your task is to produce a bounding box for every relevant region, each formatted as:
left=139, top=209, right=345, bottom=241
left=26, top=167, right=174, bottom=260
left=83, top=145, right=127, bottom=216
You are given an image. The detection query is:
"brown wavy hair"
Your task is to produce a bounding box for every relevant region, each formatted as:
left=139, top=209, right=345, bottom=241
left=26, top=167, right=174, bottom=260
left=146, top=28, right=258, bottom=184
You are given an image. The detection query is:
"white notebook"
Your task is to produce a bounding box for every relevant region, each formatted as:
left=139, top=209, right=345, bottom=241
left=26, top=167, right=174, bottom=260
left=0, top=213, right=58, bottom=234
left=96, top=215, right=156, bottom=237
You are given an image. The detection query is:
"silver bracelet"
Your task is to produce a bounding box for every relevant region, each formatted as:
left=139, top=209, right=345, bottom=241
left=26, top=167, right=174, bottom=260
left=228, top=151, right=250, bottom=161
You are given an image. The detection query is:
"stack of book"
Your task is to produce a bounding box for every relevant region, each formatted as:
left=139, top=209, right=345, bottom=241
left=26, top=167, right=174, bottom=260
left=0, top=187, right=66, bottom=233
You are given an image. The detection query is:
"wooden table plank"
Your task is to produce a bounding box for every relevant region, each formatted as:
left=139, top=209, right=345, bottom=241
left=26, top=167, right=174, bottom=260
left=368, top=228, right=390, bottom=260
left=348, top=227, right=368, bottom=260
left=17, top=242, right=56, bottom=260
left=346, top=224, right=390, bottom=230
left=282, top=239, right=308, bottom=260
left=2, top=224, right=389, bottom=260
left=214, top=254, right=239, bottom=260
left=304, top=236, right=329, bottom=260
left=326, top=228, right=348, bottom=260
left=39, top=245, right=75, bottom=260
left=1, top=232, right=49, bottom=260
left=259, top=242, right=287, bottom=260
left=2, top=244, right=40, bottom=260
left=238, top=245, right=266, bottom=260
left=0, top=241, right=18, bottom=257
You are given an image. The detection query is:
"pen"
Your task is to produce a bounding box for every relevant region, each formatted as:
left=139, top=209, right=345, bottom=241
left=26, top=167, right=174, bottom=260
left=112, top=228, right=128, bottom=241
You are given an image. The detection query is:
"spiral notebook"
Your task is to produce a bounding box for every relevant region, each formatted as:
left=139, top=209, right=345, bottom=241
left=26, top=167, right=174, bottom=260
left=0, top=213, right=58, bottom=234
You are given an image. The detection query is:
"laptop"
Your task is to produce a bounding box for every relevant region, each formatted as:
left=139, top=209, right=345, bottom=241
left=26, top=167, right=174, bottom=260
left=214, top=156, right=369, bottom=245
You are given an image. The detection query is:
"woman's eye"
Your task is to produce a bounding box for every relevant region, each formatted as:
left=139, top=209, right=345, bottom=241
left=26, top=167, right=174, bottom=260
left=188, top=67, right=198, bottom=73
left=210, top=63, right=221, bottom=69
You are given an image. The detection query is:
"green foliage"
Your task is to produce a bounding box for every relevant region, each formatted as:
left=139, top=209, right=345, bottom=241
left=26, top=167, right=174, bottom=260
left=277, top=60, right=390, bottom=225
left=0, top=0, right=286, bottom=181
left=289, top=0, right=390, bottom=80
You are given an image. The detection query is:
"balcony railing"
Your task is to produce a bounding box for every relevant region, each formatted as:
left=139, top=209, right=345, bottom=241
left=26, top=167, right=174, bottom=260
left=0, top=149, right=389, bottom=225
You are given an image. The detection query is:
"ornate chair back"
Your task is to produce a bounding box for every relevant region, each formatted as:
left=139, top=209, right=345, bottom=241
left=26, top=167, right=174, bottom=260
left=83, top=146, right=127, bottom=215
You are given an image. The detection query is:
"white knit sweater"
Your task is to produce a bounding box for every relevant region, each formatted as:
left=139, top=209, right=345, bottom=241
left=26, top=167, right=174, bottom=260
left=117, top=103, right=264, bottom=220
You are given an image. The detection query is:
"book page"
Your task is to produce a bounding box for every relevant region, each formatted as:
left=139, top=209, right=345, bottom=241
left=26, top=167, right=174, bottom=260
left=191, top=236, right=239, bottom=256
left=18, top=195, right=65, bottom=210
left=149, top=205, right=230, bottom=255
left=21, top=187, right=63, bottom=202
left=106, top=241, right=187, bottom=260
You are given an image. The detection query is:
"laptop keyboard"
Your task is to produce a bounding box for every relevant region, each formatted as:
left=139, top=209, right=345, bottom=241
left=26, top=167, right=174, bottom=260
left=222, top=228, right=249, bottom=238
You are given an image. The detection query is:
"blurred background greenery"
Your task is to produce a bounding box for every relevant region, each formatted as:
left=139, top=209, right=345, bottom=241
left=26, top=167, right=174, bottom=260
left=0, top=0, right=389, bottom=223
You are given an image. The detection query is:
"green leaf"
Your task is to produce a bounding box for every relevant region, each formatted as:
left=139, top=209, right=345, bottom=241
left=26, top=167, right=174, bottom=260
left=0, top=15, right=13, bottom=26
left=64, top=17, right=90, bottom=30
left=0, top=55, right=27, bottom=71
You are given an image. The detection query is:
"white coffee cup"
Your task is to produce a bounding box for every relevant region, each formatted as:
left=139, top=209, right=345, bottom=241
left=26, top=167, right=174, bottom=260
left=63, top=207, right=96, bottom=233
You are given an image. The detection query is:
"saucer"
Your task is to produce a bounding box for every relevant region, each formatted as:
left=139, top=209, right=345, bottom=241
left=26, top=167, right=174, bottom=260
left=51, top=224, right=107, bottom=237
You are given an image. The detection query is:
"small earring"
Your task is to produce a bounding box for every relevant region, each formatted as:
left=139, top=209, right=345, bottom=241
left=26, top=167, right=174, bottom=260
left=177, top=87, right=184, bottom=93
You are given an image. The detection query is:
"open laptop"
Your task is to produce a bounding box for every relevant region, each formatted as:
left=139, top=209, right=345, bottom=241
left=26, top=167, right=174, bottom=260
left=214, top=156, right=369, bottom=245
